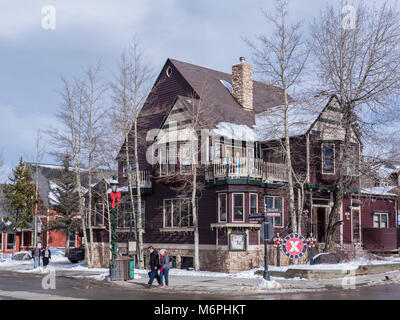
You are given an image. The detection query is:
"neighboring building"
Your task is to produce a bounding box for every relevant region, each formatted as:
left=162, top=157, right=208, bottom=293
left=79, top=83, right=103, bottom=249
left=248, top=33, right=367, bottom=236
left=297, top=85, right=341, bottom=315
left=88, top=57, right=399, bottom=271
left=0, top=163, right=85, bottom=254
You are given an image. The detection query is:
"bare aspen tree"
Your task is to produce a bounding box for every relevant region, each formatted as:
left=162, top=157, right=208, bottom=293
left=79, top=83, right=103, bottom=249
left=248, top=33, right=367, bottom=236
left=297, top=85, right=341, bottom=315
left=311, top=1, right=400, bottom=251
left=33, top=129, right=46, bottom=248
left=49, top=77, right=92, bottom=266
left=82, top=64, right=107, bottom=267
left=246, top=0, right=310, bottom=234
left=110, top=37, right=152, bottom=269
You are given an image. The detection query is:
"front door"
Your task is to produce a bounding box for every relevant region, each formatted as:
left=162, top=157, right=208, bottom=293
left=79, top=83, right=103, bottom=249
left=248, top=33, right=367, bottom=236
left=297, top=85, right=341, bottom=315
left=352, top=209, right=361, bottom=243
left=315, top=207, right=327, bottom=243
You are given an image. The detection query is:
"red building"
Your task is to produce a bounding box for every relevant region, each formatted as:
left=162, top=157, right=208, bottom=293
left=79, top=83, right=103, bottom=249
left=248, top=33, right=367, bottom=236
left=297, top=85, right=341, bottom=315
left=0, top=164, right=83, bottom=254
left=87, top=58, right=399, bottom=271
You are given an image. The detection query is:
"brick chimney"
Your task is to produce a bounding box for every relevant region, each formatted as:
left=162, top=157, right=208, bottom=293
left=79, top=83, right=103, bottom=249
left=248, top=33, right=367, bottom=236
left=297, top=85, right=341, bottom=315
left=232, top=57, right=253, bottom=110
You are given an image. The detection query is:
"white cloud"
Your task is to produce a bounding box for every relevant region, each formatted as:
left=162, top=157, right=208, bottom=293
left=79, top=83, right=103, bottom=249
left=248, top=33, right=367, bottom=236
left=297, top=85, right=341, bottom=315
left=0, top=103, right=58, bottom=169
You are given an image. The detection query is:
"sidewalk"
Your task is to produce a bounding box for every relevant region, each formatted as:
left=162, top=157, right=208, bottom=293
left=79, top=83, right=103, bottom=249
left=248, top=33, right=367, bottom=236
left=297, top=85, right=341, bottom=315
left=2, top=251, right=400, bottom=296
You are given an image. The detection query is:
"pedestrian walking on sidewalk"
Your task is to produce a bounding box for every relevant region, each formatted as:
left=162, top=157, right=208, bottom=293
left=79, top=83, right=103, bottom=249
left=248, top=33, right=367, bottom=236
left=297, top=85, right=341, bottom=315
left=42, top=246, right=51, bottom=268
left=31, top=246, right=40, bottom=269
left=146, top=246, right=161, bottom=288
left=159, top=249, right=170, bottom=287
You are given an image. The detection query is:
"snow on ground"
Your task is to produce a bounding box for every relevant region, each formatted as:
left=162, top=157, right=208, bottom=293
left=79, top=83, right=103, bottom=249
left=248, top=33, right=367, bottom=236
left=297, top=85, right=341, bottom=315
left=255, top=279, right=282, bottom=289
left=2, top=247, right=400, bottom=281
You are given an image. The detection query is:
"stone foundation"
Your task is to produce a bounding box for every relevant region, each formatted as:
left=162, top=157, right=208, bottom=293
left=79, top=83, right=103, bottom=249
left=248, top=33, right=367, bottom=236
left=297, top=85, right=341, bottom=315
left=144, top=245, right=312, bottom=273
left=85, top=242, right=110, bottom=268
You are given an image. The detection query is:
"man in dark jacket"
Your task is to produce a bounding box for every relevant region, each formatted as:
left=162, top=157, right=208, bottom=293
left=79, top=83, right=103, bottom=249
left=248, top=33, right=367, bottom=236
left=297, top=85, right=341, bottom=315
left=146, top=246, right=161, bottom=288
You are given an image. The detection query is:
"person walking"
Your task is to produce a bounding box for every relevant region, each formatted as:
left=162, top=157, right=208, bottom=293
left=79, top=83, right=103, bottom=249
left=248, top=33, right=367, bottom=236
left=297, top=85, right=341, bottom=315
left=159, top=249, right=170, bottom=287
left=31, top=246, right=40, bottom=269
left=146, top=246, right=161, bottom=288
left=42, top=246, right=51, bottom=268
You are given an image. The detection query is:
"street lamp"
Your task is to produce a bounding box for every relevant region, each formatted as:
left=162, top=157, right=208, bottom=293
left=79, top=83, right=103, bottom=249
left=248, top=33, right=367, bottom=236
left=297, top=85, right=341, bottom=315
left=109, top=176, right=121, bottom=281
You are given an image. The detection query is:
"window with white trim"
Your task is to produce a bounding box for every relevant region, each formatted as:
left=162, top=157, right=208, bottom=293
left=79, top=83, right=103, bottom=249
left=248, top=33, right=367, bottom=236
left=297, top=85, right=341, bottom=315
left=218, top=193, right=227, bottom=222
left=373, top=213, right=389, bottom=228
left=179, top=144, right=193, bottom=173
left=122, top=162, right=137, bottom=177
left=264, top=196, right=283, bottom=227
left=6, top=233, right=14, bottom=250
left=69, top=232, right=76, bottom=248
left=322, top=143, right=335, bottom=174
left=95, top=202, right=105, bottom=226
left=233, top=193, right=244, bottom=222
left=117, top=200, right=145, bottom=229
left=164, top=198, right=193, bottom=228
left=249, top=193, right=258, bottom=215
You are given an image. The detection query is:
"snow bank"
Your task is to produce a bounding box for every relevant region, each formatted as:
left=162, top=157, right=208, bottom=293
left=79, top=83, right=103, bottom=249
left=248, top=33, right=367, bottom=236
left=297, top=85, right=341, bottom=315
left=254, top=279, right=282, bottom=289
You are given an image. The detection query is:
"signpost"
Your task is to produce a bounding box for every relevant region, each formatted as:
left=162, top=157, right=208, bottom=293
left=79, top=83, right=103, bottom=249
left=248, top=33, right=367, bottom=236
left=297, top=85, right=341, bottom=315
left=249, top=211, right=277, bottom=281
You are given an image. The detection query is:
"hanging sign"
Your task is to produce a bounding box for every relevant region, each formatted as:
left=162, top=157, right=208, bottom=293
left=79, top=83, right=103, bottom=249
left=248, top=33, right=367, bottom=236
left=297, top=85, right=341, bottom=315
left=282, top=233, right=308, bottom=260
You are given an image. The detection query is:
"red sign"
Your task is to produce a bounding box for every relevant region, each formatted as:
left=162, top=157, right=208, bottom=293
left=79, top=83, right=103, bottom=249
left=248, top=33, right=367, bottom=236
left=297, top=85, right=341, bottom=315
left=282, top=233, right=308, bottom=259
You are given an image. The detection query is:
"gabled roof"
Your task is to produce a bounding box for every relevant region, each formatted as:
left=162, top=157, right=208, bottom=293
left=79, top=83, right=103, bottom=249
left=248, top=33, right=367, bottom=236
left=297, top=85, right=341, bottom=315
left=26, top=163, right=111, bottom=209
left=169, top=58, right=286, bottom=128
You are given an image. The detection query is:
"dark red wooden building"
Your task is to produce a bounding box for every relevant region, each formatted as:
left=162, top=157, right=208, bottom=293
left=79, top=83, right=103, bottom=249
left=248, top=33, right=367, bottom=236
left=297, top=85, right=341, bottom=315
left=88, top=58, right=399, bottom=271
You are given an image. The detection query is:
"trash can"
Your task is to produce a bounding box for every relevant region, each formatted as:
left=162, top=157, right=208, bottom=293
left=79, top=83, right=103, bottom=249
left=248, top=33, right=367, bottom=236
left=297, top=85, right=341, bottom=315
left=126, top=258, right=134, bottom=280
left=113, top=258, right=125, bottom=281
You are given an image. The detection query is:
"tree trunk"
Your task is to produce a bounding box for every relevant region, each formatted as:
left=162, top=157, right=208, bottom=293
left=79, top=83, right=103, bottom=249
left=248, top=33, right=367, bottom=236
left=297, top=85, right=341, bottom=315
left=134, top=119, right=144, bottom=269
left=283, top=88, right=297, bottom=234
left=192, top=164, right=200, bottom=271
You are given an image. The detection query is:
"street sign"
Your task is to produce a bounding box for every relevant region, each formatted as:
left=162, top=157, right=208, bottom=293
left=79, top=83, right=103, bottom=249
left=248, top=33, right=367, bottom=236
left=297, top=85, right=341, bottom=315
left=260, top=220, right=274, bottom=241
left=282, top=233, right=308, bottom=260
left=266, top=211, right=281, bottom=217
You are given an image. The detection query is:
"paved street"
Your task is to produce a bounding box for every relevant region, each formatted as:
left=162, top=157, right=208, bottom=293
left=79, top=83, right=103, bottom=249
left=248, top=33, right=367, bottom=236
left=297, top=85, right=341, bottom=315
left=1, top=269, right=400, bottom=300
left=0, top=270, right=227, bottom=300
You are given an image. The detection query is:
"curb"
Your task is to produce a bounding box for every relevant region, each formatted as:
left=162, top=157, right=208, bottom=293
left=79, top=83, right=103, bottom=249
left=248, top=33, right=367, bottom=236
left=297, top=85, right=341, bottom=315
left=255, top=263, right=400, bottom=279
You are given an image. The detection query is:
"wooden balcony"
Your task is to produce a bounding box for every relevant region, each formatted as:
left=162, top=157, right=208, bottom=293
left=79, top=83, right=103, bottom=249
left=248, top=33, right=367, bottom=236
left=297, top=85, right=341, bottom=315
left=205, top=158, right=288, bottom=182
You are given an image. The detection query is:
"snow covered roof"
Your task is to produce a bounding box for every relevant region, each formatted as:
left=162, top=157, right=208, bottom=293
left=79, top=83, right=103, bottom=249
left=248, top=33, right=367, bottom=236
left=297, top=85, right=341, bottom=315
left=212, top=95, right=332, bottom=143
left=255, top=95, right=332, bottom=141
left=360, top=186, right=397, bottom=197
left=214, top=122, right=255, bottom=142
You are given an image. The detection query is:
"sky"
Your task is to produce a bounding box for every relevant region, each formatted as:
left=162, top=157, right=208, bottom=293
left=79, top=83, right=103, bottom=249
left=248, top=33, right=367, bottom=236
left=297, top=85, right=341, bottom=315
left=0, top=0, right=397, bottom=181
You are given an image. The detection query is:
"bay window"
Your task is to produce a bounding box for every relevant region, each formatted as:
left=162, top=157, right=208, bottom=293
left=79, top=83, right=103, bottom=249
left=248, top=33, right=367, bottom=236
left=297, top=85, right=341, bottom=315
left=233, top=193, right=244, bottom=221
left=218, top=193, right=227, bottom=222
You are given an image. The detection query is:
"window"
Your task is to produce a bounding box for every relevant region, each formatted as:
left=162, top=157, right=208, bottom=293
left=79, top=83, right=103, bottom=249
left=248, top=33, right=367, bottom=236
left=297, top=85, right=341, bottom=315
left=117, top=201, right=145, bottom=229
left=218, top=193, right=227, bottom=222
left=69, top=232, right=76, bottom=248
left=163, top=198, right=193, bottom=228
left=264, top=196, right=283, bottom=227
left=179, top=144, right=193, bottom=173
left=122, top=163, right=137, bottom=177
left=263, top=148, right=285, bottom=164
left=0, top=233, right=2, bottom=250
left=322, top=144, right=335, bottom=174
left=95, top=203, right=105, bottom=226
left=233, top=194, right=244, bottom=222
left=225, top=145, right=245, bottom=164
left=159, top=144, right=177, bottom=176
left=250, top=193, right=258, bottom=215
left=181, top=256, right=194, bottom=269
left=373, top=213, right=388, bottom=228
left=7, top=233, right=14, bottom=250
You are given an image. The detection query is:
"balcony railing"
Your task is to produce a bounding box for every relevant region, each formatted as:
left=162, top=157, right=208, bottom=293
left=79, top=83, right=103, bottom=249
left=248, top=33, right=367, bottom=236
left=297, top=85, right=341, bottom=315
left=205, top=158, right=288, bottom=182
left=129, top=170, right=152, bottom=188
